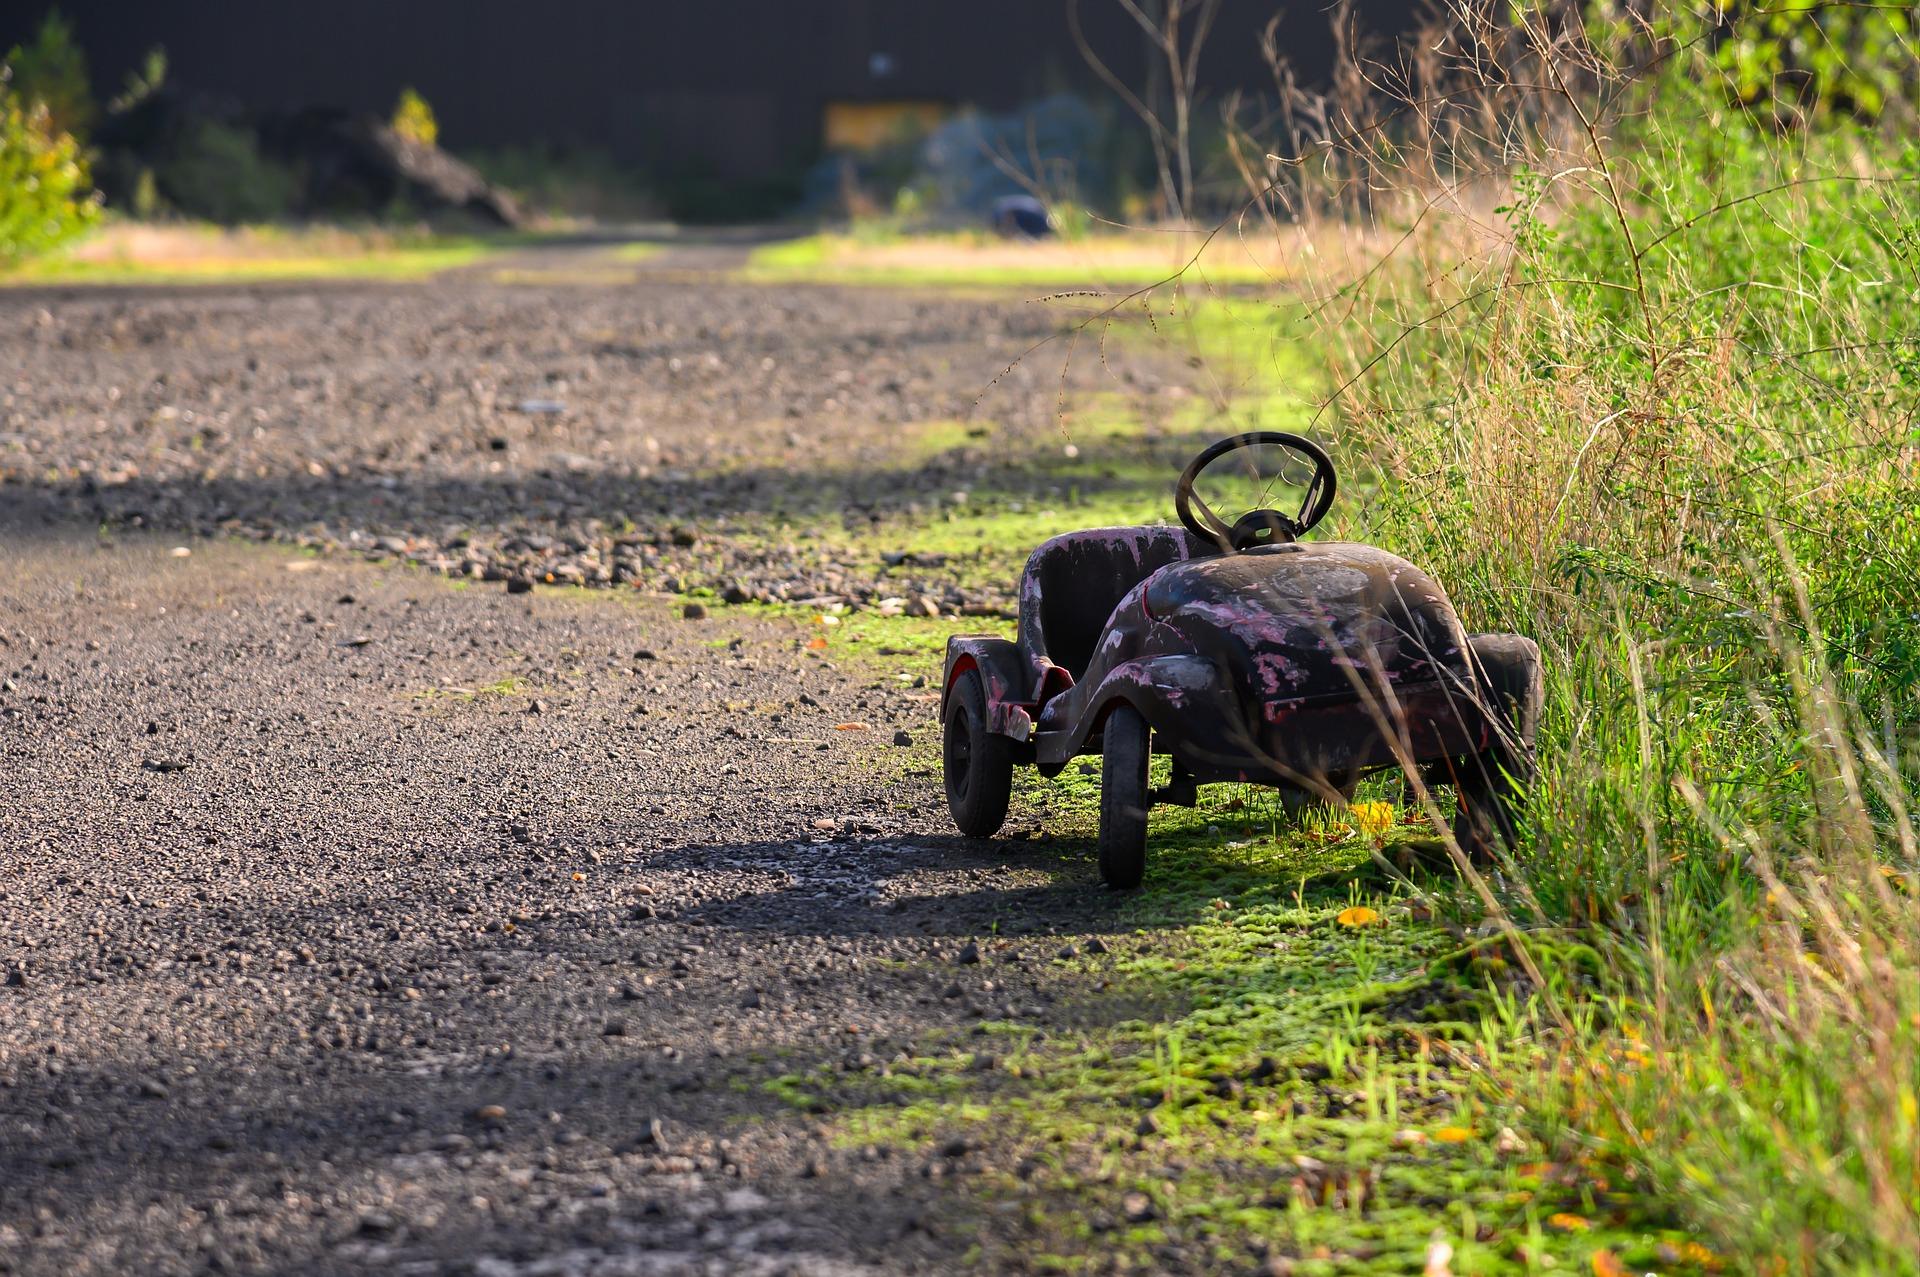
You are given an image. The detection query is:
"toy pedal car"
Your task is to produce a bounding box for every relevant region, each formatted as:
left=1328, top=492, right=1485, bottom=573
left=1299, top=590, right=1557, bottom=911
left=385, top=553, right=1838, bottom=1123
left=939, top=432, right=1541, bottom=888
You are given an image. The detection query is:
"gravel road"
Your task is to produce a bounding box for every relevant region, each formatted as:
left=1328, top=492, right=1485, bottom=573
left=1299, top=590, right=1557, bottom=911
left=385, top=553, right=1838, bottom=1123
left=0, top=262, right=1165, bottom=1275
left=0, top=259, right=1176, bottom=612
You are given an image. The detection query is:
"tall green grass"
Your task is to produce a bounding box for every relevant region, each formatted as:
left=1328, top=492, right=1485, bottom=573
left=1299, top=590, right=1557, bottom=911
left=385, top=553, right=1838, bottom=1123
left=1238, top=4, right=1920, bottom=1268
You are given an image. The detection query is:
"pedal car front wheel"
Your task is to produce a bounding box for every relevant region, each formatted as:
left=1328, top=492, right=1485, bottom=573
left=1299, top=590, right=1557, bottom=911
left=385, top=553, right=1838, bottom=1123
left=944, top=668, right=1014, bottom=838
left=1098, top=704, right=1151, bottom=888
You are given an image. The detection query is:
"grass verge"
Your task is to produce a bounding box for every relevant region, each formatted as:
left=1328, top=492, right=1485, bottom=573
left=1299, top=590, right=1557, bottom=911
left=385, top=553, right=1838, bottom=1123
left=1245, top=5, right=1920, bottom=1270
left=1, top=221, right=500, bottom=286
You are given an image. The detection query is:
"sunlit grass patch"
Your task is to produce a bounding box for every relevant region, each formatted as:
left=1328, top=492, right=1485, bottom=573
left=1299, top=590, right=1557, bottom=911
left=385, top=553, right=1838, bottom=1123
left=2, top=220, right=502, bottom=286
left=740, top=230, right=1296, bottom=292
left=742, top=699, right=1686, bottom=1269
left=760, top=790, right=1692, bottom=1271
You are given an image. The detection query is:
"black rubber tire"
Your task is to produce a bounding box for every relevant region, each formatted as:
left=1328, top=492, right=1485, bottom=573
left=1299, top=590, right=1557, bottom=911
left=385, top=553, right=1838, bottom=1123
left=1098, top=704, right=1151, bottom=889
left=943, top=668, right=1013, bottom=838
left=1451, top=634, right=1543, bottom=859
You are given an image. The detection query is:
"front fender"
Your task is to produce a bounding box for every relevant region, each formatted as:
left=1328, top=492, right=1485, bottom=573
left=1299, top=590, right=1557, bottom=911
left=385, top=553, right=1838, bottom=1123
left=1035, top=653, right=1263, bottom=772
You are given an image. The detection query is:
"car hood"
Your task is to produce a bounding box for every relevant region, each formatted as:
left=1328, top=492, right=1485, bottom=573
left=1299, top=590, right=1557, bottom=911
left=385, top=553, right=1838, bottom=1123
left=1143, top=541, right=1471, bottom=699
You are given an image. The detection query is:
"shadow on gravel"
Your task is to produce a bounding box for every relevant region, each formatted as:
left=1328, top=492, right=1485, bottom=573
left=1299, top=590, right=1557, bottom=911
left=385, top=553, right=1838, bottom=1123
left=12, top=431, right=1214, bottom=532
left=646, top=833, right=1124, bottom=940
left=0, top=1044, right=933, bottom=1273
left=2, top=415, right=1230, bottom=615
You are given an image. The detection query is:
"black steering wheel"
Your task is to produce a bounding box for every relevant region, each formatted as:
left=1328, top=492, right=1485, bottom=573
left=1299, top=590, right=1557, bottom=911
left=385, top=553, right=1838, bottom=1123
left=1174, top=432, right=1338, bottom=552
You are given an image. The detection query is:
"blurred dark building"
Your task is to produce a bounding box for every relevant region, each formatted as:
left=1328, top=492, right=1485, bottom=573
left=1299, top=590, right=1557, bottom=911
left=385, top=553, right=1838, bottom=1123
left=3, top=1, right=1418, bottom=184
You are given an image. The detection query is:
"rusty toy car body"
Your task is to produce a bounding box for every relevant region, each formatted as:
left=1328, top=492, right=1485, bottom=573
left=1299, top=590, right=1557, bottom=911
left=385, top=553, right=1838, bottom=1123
left=939, top=432, right=1541, bottom=888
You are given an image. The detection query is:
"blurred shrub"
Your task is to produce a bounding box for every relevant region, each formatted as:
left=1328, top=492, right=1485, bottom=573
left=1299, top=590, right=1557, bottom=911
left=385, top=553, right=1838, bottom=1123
left=659, top=172, right=801, bottom=225
left=391, top=87, right=437, bottom=147
left=129, top=165, right=159, bottom=219
left=0, top=80, right=100, bottom=265
left=463, top=143, right=659, bottom=221
left=5, top=10, right=92, bottom=139
left=156, top=118, right=296, bottom=225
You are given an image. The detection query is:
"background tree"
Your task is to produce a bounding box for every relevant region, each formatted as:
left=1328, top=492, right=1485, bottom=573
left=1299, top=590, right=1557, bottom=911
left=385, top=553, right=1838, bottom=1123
left=5, top=10, right=93, bottom=140
left=1070, top=0, right=1220, bottom=222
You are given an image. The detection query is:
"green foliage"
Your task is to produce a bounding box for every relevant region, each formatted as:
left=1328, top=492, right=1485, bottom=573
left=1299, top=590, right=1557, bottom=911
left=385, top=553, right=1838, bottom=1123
left=0, top=81, right=99, bottom=266
left=4, top=9, right=91, bottom=138
left=1706, top=0, right=1917, bottom=121
left=108, top=45, right=166, bottom=114
left=155, top=119, right=297, bottom=225
left=390, top=86, right=438, bottom=147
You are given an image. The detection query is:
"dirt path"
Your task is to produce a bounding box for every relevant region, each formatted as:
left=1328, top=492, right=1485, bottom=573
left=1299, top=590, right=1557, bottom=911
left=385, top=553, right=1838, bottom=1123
left=0, top=255, right=1168, bottom=613
left=0, top=265, right=1167, bottom=1275
left=0, top=523, right=1147, bottom=1275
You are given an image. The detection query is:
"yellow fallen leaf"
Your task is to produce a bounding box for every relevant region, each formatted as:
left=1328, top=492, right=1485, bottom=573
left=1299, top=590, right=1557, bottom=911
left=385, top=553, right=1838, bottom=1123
left=1432, top=1125, right=1473, bottom=1143
left=1591, top=1251, right=1628, bottom=1277
left=1347, top=800, right=1396, bottom=838
left=1547, top=1212, right=1590, bottom=1232
left=1336, top=906, right=1381, bottom=928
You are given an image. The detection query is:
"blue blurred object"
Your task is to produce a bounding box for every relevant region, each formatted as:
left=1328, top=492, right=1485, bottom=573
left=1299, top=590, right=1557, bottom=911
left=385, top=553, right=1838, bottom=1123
left=921, top=94, right=1100, bottom=212
left=990, top=194, right=1053, bottom=238
left=802, top=93, right=1102, bottom=219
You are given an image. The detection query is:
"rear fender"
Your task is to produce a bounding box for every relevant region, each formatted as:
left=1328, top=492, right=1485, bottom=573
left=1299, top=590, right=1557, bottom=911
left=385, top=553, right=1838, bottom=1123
left=942, top=636, right=1034, bottom=739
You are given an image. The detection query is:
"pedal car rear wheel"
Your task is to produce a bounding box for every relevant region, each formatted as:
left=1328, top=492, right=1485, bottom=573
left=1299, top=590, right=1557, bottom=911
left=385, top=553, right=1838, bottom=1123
left=944, top=668, right=1013, bottom=838
left=1451, top=634, right=1543, bottom=859
left=1098, top=704, right=1151, bottom=888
